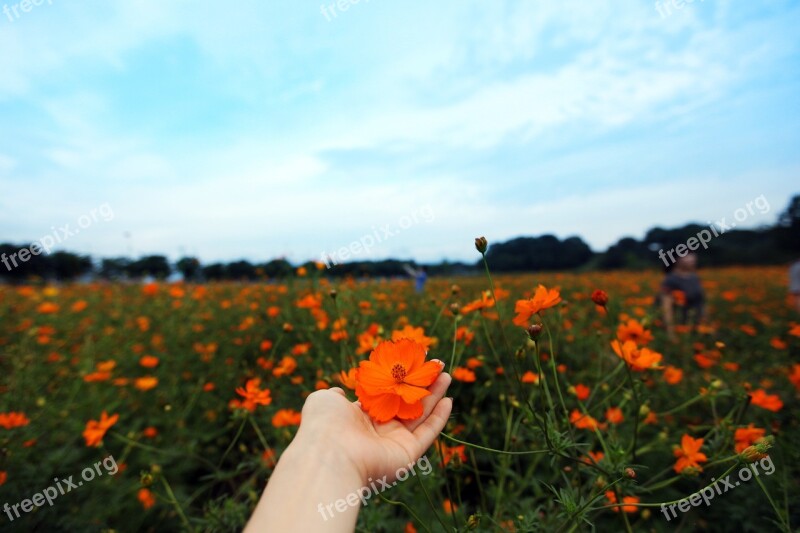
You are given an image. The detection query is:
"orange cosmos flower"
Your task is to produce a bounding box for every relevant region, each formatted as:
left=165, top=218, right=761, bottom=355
left=296, top=293, right=322, bottom=309
left=142, top=427, right=158, bottom=438
left=573, top=383, right=590, bottom=401
left=587, top=450, right=604, bottom=464
left=83, top=371, right=112, bottom=383
left=391, top=325, right=436, bottom=350
left=512, top=285, right=561, bottom=326
left=438, top=442, right=467, bottom=467
left=569, top=409, right=606, bottom=431
left=0, top=412, right=30, bottom=429
left=521, top=371, right=539, bottom=384
left=272, top=409, right=302, bottom=427
left=789, top=364, right=800, bottom=392
left=610, top=340, right=662, bottom=371
left=134, top=376, right=159, bottom=391
left=137, top=488, right=156, bottom=510
left=355, top=339, right=443, bottom=423
left=673, top=434, right=707, bottom=474
left=616, top=319, right=653, bottom=345
left=337, top=368, right=358, bottom=390
left=234, top=378, right=272, bottom=411
left=273, top=356, right=298, bottom=377
left=734, top=424, right=766, bottom=453
left=452, top=367, right=476, bottom=383
left=0, top=471, right=6, bottom=486
left=605, top=407, right=624, bottom=425
left=605, top=491, right=639, bottom=513
left=36, top=302, right=59, bottom=314
left=83, top=411, right=119, bottom=447
left=663, top=366, right=683, bottom=385
left=460, top=291, right=495, bottom=315
left=749, top=389, right=783, bottom=412
left=139, top=356, right=159, bottom=368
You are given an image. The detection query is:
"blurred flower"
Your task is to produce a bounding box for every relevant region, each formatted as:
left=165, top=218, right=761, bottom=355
left=461, top=291, right=495, bottom=315
left=570, top=410, right=605, bottom=431
left=605, top=490, right=639, bottom=513
left=0, top=412, right=30, bottom=429
left=663, top=366, right=683, bottom=385
left=233, top=379, right=272, bottom=412
left=391, top=325, right=436, bottom=349
left=521, top=371, right=539, bottom=384
left=452, top=367, right=477, bottom=383
left=273, top=356, right=298, bottom=377
left=83, top=411, right=119, bottom=447
left=439, top=442, right=467, bottom=467
left=605, top=407, right=624, bottom=425
left=337, top=368, right=358, bottom=390
left=749, top=389, right=783, bottom=412
left=137, top=488, right=156, bottom=510
left=139, top=356, right=159, bottom=368
left=36, top=302, right=60, bottom=314
left=611, top=340, right=662, bottom=371
left=134, top=376, right=159, bottom=391
left=272, top=409, right=302, bottom=427
left=616, top=319, right=653, bottom=345
left=734, top=424, right=766, bottom=453
left=573, top=383, right=590, bottom=401
left=513, top=285, right=561, bottom=326
left=673, top=434, right=707, bottom=474
left=591, top=289, right=609, bottom=307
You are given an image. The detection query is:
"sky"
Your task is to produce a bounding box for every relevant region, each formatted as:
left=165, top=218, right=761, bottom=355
left=0, top=0, right=798, bottom=265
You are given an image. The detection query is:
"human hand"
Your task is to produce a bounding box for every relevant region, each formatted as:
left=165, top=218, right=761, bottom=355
left=290, top=371, right=453, bottom=484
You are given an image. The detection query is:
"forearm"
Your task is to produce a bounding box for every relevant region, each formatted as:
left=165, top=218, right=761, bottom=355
left=246, top=438, right=365, bottom=532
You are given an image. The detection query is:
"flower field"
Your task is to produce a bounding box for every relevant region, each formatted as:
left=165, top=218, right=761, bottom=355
left=0, top=261, right=798, bottom=532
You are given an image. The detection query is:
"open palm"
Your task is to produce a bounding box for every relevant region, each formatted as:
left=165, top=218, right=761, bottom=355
left=298, top=372, right=453, bottom=483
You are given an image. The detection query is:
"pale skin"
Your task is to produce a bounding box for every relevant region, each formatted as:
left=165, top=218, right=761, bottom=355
left=246, top=370, right=453, bottom=532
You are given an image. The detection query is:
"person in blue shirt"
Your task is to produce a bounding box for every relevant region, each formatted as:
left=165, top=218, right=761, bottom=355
left=403, top=264, right=427, bottom=293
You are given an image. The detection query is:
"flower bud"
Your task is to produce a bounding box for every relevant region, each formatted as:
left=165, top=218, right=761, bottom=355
left=526, top=324, right=543, bottom=340
left=474, top=236, right=488, bottom=254
left=739, top=435, right=773, bottom=462
left=624, top=467, right=636, bottom=479
left=591, top=289, right=609, bottom=307
left=329, top=289, right=337, bottom=300
left=466, top=514, right=481, bottom=529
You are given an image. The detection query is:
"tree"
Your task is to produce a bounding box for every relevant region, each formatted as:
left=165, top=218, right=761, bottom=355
left=127, top=256, right=171, bottom=279
left=176, top=257, right=201, bottom=281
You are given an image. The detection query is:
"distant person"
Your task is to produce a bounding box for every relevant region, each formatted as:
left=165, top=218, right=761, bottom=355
left=403, top=264, right=427, bottom=293
left=790, top=259, right=800, bottom=313
left=660, top=253, right=706, bottom=341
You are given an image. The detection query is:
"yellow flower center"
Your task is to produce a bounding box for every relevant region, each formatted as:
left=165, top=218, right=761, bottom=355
left=390, top=363, right=407, bottom=383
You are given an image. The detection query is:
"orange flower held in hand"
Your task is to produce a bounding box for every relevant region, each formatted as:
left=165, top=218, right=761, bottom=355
left=355, top=339, right=444, bottom=423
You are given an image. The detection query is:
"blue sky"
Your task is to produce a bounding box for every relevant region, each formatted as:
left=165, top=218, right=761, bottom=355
left=0, top=0, right=798, bottom=265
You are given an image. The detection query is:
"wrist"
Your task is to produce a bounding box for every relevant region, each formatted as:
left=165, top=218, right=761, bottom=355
left=280, top=431, right=366, bottom=485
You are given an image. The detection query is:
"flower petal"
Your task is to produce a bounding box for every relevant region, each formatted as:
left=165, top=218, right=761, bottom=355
left=404, top=360, right=443, bottom=387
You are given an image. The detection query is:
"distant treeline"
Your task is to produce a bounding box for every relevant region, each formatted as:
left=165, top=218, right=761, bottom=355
left=1, top=195, right=798, bottom=282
